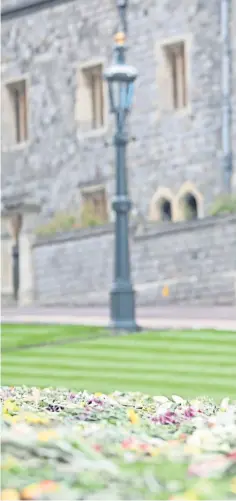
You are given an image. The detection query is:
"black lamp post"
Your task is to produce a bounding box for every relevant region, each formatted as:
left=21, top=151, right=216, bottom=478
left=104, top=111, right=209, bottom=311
left=104, top=1, right=139, bottom=331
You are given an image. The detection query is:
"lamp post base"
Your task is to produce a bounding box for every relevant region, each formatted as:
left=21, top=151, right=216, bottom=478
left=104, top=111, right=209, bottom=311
left=110, top=282, right=140, bottom=332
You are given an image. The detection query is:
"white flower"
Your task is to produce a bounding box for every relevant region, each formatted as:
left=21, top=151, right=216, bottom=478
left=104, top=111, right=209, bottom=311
left=220, top=397, right=230, bottom=412
left=32, top=388, right=40, bottom=406
left=172, top=395, right=185, bottom=404
left=153, top=396, right=169, bottom=404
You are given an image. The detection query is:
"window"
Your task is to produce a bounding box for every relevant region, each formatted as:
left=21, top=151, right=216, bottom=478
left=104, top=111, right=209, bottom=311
left=156, top=37, right=190, bottom=113
left=76, top=63, right=105, bottom=132
left=182, top=193, right=198, bottom=220
left=81, top=188, right=108, bottom=226
left=165, top=41, right=187, bottom=109
left=159, top=199, right=172, bottom=221
left=6, top=80, right=28, bottom=143
left=175, top=182, right=204, bottom=221
left=149, top=187, right=175, bottom=221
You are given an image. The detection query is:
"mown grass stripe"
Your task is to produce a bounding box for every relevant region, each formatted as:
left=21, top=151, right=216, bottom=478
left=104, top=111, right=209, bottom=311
left=2, top=356, right=236, bottom=377
left=2, top=365, right=235, bottom=387
left=2, top=372, right=235, bottom=398
left=31, top=342, right=236, bottom=357
left=4, top=349, right=235, bottom=366
left=2, top=327, right=235, bottom=340
left=84, top=337, right=236, bottom=350
left=2, top=327, right=61, bottom=335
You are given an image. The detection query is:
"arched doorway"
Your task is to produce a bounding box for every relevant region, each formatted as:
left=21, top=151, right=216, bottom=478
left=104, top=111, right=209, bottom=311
left=10, top=214, right=23, bottom=300
left=175, top=182, right=204, bottom=221
left=1, top=198, right=40, bottom=305
left=181, top=193, right=198, bottom=220
left=159, top=198, right=173, bottom=221
left=149, top=187, right=174, bottom=221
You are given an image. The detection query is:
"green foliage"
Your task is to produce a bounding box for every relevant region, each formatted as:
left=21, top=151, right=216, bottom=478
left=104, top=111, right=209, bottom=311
left=210, top=194, right=236, bottom=216
left=80, top=203, right=105, bottom=228
left=35, top=205, right=107, bottom=236
left=35, top=212, right=79, bottom=236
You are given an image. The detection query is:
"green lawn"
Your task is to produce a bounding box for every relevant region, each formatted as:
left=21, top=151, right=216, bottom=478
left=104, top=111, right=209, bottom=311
left=1, top=323, right=105, bottom=350
left=1, top=324, right=236, bottom=400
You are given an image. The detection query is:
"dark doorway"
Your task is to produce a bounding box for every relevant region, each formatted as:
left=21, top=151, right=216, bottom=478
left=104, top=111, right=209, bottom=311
left=184, top=193, right=198, bottom=220
left=10, top=213, right=22, bottom=301
left=160, top=199, right=172, bottom=221
left=12, top=241, right=20, bottom=300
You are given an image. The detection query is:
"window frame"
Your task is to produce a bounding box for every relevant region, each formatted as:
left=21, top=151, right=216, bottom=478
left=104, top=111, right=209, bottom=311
left=80, top=185, right=108, bottom=224
left=76, top=58, right=108, bottom=138
left=2, top=76, right=30, bottom=150
left=155, top=34, right=192, bottom=116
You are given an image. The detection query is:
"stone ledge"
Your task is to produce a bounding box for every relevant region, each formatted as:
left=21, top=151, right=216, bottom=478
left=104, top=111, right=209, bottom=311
left=33, top=215, right=236, bottom=247
left=134, top=215, right=236, bottom=241
left=33, top=223, right=115, bottom=247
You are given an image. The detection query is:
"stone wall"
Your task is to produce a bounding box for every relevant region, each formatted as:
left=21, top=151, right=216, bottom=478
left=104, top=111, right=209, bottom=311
left=1, top=0, right=236, bottom=220
left=32, top=215, right=236, bottom=306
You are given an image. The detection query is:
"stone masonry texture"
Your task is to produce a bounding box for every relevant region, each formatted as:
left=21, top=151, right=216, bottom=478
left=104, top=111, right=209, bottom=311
left=1, top=0, right=236, bottom=220
left=32, top=216, right=236, bottom=306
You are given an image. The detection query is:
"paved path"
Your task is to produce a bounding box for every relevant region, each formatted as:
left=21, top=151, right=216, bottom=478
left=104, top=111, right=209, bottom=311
left=1, top=305, right=236, bottom=331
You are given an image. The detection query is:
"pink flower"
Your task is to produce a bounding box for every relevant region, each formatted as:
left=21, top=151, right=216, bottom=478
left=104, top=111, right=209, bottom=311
left=158, top=411, right=179, bottom=425
left=184, top=407, right=196, bottom=419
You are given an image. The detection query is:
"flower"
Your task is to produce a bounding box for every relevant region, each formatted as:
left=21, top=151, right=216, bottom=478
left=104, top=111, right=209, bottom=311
left=37, top=429, right=59, bottom=442
left=21, top=483, right=42, bottom=500
left=1, top=489, right=20, bottom=500
left=159, top=411, right=179, bottom=425
left=32, top=388, right=41, bottom=406
left=1, top=455, right=17, bottom=470
left=39, top=480, right=59, bottom=493
left=24, top=412, right=49, bottom=425
left=231, top=477, right=236, bottom=494
left=128, top=409, right=139, bottom=424
left=3, top=400, right=19, bottom=414
left=1, top=387, right=235, bottom=500
left=170, top=489, right=198, bottom=500
left=184, top=407, right=196, bottom=419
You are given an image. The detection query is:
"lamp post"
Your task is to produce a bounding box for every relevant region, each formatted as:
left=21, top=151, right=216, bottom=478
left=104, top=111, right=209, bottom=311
left=104, top=1, right=139, bottom=331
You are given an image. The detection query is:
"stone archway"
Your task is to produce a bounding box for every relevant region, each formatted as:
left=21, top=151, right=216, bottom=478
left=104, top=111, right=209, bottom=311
left=149, top=187, right=175, bottom=221
left=8, top=213, right=23, bottom=301
left=1, top=197, right=40, bottom=305
left=175, top=182, right=204, bottom=221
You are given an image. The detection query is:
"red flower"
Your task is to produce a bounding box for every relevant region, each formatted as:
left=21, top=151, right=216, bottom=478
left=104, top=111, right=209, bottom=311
left=93, top=444, right=102, bottom=452
left=121, top=438, right=134, bottom=449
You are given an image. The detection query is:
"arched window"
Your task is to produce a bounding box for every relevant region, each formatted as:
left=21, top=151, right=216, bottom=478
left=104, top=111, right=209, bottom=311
left=149, top=187, right=174, bottom=222
left=159, top=198, right=172, bottom=221
left=175, top=182, right=204, bottom=221
left=181, top=193, right=198, bottom=220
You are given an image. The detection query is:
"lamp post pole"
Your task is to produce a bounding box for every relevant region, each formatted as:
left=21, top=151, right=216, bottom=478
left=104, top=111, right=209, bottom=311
left=105, top=1, right=139, bottom=331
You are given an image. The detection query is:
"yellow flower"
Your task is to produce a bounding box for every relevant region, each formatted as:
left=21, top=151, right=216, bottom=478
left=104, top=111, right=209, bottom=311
left=94, top=392, right=102, bottom=397
left=24, top=412, right=49, bottom=425
left=3, top=414, right=20, bottom=425
left=37, top=429, right=59, bottom=442
left=3, top=400, right=19, bottom=414
left=184, top=445, right=201, bottom=456
left=231, top=477, right=236, bottom=495
left=1, top=489, right=20, bottom=500
left=1, top=455, right=17, bottom=470
left=128, top=409, right=139, bottom=425
left=150, top=447, right=160, bottom=456
left=170, top=489, right=198, bottom=500
left=20, top=483, right=42, bottom=500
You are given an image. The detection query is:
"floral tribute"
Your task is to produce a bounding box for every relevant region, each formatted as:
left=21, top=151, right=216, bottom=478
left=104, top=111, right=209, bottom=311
left=1, top=387, right=236, bottom=500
